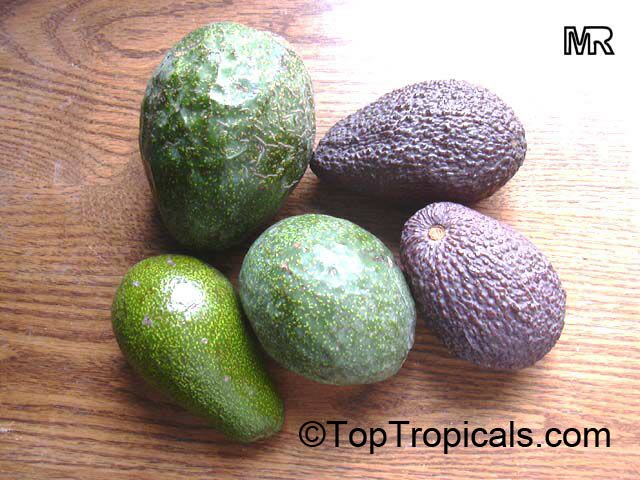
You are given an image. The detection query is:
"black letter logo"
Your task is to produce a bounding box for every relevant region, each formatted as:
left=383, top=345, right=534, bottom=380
left=564, top=26, right=614, bottom=55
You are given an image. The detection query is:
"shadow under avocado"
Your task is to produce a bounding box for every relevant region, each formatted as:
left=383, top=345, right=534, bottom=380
left=114, top=357, right=285, bottom=457
left=304, top=176, right=417, bottom=250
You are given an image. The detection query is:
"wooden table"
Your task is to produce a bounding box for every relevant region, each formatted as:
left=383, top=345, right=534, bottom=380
left=1, top=1, right=638, bottom=478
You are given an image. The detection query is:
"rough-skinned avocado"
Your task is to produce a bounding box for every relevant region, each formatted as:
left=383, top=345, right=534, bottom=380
left=140, top=22, right=315, bottom=250
left=238, top=214, right=416, bottom=385
left=111, top=255, right=284, bottom=442
left=311, top=79, right=526, bottom=203
left=400, top=202, right=565, bottom=369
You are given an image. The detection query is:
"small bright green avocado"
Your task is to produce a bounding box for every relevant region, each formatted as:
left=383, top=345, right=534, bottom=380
left=140, top=22, right=315, bottom=250
left=239, top=214, right=416, bottom=385
left=111, top=255, right=284, bottom=442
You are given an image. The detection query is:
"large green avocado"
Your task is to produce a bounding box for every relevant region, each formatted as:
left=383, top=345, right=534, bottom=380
left=311, top=79, right=526, bottom=203
left=140, top=22, right=315, bottom=250
left=239, top=214, right=416, bottom=385
left=111, top=255, right=284, bottom=442
left=400, top=202, right=565, bottom=369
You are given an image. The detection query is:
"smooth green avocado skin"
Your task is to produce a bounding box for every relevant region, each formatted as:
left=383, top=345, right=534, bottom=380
left=111, top=255, right=284, bottom=442
left=239, top=214, right=416, bottom=385
left=140, top=22, right=315, bottom=250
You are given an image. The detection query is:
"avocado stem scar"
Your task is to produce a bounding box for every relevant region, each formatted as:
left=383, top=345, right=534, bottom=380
left=428, top=225, right=446, bottom=241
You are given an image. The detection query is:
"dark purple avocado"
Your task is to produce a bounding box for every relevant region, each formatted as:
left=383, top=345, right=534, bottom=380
left=311, top=79, right=526, bottom=204
left=400, top=202, right=565, bottom=369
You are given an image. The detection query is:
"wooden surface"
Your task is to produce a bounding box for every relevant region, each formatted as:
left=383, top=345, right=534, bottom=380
left=1, top=1, right=639, bottom=478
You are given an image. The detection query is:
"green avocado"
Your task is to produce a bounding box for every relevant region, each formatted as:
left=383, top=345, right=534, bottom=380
left=400, top=202, right=565, bottom=369
left=239, top=214, right=416, bottom=385
left=140, top=22, right=315, bottom=250
left=111, top=255, right=284, bottom=442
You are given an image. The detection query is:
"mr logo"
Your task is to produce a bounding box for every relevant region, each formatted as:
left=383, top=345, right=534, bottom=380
left=564, top=26, right=614, bottom=55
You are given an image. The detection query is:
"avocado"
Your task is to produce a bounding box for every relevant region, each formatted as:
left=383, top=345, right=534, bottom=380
left=111, top=255, right=284, bottom=442
left=311, top=79, right=526, bottom=204
left=238, top=214, right=416, bottom=385
left=400, top=202, right=565, bottom=369
left=140, top=22, right=315, bottom=250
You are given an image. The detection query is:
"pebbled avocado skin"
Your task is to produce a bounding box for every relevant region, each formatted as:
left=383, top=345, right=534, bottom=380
left=311, top=79, right=526, bottom=204
left=140, top=22, right=315, bottom=250
left=400, top=202, right=565, bottom=370
left=239, top=214, right=416, bottom=385
left=111, top=255, right=284, bottom=442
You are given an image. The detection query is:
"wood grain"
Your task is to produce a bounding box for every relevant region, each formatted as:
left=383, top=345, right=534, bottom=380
left=1, top=1, right=639, bottom=478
